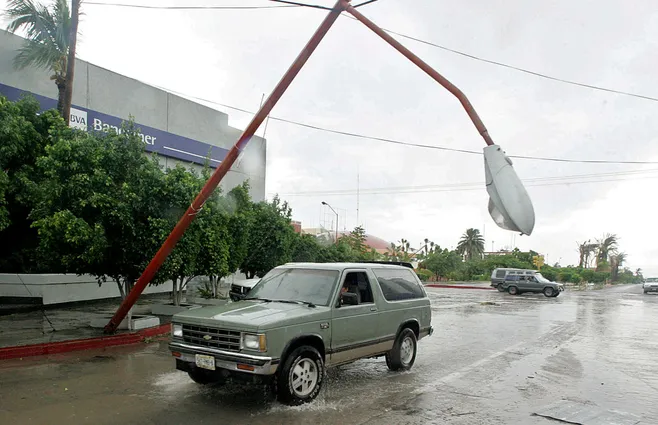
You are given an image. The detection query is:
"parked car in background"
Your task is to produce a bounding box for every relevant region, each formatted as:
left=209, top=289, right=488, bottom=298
left=643, top=278, right=658, bottom=294
left=228, top=278, right=260, bottom=301
left=169, top=262, right=433, bottom=405
left=500, top=274, right=564, bottom=297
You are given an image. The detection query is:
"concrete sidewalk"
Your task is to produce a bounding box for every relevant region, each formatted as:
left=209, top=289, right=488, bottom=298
left=0, top=295, right=173, bottom=350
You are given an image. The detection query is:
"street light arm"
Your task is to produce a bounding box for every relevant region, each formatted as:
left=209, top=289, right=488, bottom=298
left=343, top=1, right=494, bottom=146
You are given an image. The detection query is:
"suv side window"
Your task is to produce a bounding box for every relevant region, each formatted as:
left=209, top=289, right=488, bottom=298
left=372, top=268, right=425, bottom=301
left=495, top=270, right=506, bottom=278
left=341, top=271, right=375, bottom=304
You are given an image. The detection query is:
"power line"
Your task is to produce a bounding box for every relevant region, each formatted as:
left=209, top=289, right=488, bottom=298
left=146, top=82, right=658, bottom=166
left=341, top=15, right=658, bottom=103
left=270, top=172, right=658, bottom=197
left=270, top=168, right=658, bottom=195
left=87, top=1, right=658, bottom=104
left=85, top=1, right=298, bottom=10
left=268, top=0, right=332, bottom=10
left=353, top=0, right=380, bottom=7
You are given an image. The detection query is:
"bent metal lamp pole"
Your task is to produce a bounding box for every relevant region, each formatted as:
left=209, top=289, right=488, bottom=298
left=105, top=0, right=502, bottom=333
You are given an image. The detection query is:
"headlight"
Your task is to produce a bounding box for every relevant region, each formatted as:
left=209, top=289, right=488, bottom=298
left=241, top=333, right=267, bottom=352
left=172, top=323, right=183, bottom=338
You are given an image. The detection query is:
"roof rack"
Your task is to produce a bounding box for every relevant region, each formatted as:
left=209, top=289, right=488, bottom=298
left=359, top=261, right=414, bottom=269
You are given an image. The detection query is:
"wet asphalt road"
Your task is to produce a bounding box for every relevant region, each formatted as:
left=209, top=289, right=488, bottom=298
left=1, top=284, right=657, bottom=424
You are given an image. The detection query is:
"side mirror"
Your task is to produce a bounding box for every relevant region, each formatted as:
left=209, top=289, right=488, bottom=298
left=341, top=292, right=359, bottom=306
left=483, top=145, right=535, bottom=235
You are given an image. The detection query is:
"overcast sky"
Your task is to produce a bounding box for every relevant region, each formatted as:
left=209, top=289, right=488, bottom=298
left=5, top=0, right=658, bottom=275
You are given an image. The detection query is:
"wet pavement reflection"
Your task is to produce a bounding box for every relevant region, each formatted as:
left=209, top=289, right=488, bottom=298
left=1, top=284, right=656, bottom=424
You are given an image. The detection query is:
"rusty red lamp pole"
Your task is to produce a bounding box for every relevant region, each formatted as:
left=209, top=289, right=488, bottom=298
left=106, top=0, right=497, bottom=333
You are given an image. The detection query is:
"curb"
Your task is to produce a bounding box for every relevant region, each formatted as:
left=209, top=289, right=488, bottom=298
left=0, top=323, right=171, bottom=361
left=426, top=284, right=495, bottom=290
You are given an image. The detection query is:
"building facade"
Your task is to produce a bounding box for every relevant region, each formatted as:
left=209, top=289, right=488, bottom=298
left=0, top=30, right=266, bottom=201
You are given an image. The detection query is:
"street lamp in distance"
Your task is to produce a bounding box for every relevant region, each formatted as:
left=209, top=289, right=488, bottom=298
left=321, top=201, right=338, bottom=244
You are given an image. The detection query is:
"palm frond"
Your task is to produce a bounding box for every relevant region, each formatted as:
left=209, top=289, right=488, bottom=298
left=51, top=0, right=72, bottom=51
left=6, top=0, right=54, bottom=43
left=13, top=39, right=65, bottom=71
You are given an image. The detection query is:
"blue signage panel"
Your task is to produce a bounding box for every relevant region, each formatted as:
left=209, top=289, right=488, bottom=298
left=0, top=83, right=229, bottom=167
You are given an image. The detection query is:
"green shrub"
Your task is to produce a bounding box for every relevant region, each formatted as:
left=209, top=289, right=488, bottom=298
left=415, top=269, right=433, bottom=282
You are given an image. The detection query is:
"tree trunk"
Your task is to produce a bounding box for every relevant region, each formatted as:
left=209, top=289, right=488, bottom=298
left=210, top=276, right=218, bottom=298
left=173, top=277, right=181, bottom=306
left=62, top=0, right=81, bottom=124
left=116, top=280, right=125, bottom=299
left=122, top=279, right=135, bottom=301
left=56, top=82, right=66, bottom=116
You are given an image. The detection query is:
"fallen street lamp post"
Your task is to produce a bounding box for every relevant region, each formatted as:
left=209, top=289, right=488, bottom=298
left=106, top=0, right=534, bottom=333
left=104, top=0, right=346, bottom=333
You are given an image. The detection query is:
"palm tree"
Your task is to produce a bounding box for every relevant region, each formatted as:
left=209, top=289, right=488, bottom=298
left=577, top=240, right=598, bottom=268
left=456, top=228, right=485, bottom=261
left=596, top=233, right=618, bottom=269
left=610, top=252, right=626, bottom=281
left=4, top=0, right=78, bottom=115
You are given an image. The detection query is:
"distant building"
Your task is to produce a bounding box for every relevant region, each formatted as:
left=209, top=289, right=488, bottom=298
left=291, top=221, right=302, bottom=234
left=301, top=228, right=391, bottom=254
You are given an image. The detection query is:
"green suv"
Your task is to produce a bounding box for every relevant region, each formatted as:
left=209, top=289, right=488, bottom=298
left=168, top=262, right=433, bottom=405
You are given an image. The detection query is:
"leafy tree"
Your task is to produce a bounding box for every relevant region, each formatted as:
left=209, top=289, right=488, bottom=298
left=4, top=0, right=77, bottom=114
left=29, top=121, right=167, bottom=298
left=0, top=170, right=9, bottom=232
left=0, top=95, right=66, bottom=272
left=422, top=248, right=461, bottom=280
left=240, top=195, right=296, bottom=278
left=218, top=182, right=252, bottom=272
left=291, top=233, right=326, bottom=263
left=456, top=228, right=485, bottom=261
left=342, top=226, right=367, bottom=255
left=415, top=268, right=432, bottom=282
left=150, top=165, right=219, bottom=305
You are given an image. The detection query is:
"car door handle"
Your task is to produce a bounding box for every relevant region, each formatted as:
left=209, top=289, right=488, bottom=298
left=370, top=307, right=377, bottom=312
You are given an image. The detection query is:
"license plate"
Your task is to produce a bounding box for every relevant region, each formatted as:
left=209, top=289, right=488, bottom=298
left=195, top=354, right=215, bottom=370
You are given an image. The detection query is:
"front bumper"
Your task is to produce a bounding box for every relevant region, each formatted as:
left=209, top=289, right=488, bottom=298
left=644, top=286, right=658, bottom=292
left=169, top=341, right=279, bottom=376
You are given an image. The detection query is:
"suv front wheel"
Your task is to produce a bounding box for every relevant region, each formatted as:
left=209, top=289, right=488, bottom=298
left=386, top=328, right=417, bottom=371
left=277, top=345, right=324, bottom=405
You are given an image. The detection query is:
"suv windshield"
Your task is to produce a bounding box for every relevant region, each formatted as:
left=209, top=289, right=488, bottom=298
left=246, top=268, right=339, bottom=306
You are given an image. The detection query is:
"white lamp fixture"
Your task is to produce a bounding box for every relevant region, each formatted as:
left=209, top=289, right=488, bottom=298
left=483, top=145, right=535, bottom=236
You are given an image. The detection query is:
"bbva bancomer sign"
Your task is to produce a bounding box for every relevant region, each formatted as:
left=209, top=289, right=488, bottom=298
left=0, top=83, right=229, bottom=167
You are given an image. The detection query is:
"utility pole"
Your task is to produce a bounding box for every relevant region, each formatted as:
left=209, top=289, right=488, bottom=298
left=62, top=0, right=80, bottom=124
left=356, top=166, right=360, bottom=226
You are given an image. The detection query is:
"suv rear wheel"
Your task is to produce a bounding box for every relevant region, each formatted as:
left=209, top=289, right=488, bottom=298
left=386, top=328, right=417, bottom=371
left=507, top=285, right=519, bottom=295
left=497, top=284, right=506, bottom=292
left=276, top=345, right=324, bottom=405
